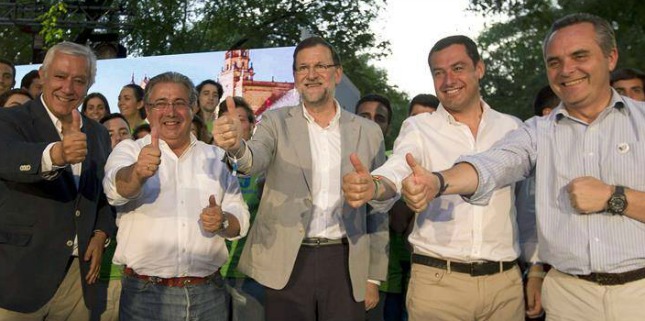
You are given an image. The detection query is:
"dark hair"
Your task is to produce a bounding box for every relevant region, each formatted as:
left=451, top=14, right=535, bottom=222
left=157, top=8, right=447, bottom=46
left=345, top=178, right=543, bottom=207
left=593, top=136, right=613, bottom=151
left=0, top=58, right=16, bottom=88
left=191, top=114, right=209, bottom=143
left=428, top=35, right=480, bottom=68
left=292, top=36, right=341, bottom=71
left=0, top=88, right=32, bottom=107
left=217, top=96, right=256, bottom=124
left=20, top=70, right=39, bottom=90
left=408, top=94, right=440, bottom=115
left=132, top=123, right=151, bottom=138
left=611, top=68, right=645, bottom=86
left=543, top=13, right=616, bottom=58
left=144, top=72, right=197, bottom=108
left=533, top=85, right=560, bottom=116
left=196, top=79, right=224, bottom=100
left=122, top=84, right=147, bottom=119
left=99, top=113, right=131, bottom=131
left=355, top=93, right=392, bottom=125
left=82, top=92, right=111, bottom=115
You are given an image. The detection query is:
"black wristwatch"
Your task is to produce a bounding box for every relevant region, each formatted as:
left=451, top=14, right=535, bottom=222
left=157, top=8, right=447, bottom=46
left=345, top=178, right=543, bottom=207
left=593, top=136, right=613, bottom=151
left=607, top=185, right=628, bottom=215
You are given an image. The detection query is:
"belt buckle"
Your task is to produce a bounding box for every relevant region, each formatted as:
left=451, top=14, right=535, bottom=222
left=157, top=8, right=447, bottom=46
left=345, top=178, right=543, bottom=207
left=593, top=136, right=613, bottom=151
left=593, top=273, right=620, bottom=286
left=470, top=262, right=488, bottom=276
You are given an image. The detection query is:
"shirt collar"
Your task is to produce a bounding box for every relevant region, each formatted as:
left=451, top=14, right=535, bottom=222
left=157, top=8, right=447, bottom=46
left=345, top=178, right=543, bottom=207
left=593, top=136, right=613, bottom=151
left=554, top=88, right=626, bottom=123
left=302, top=100, right=341, bottom=128
left=435, top=99, right=491, bottom=125
left=41, top=95, right=84, bottom=135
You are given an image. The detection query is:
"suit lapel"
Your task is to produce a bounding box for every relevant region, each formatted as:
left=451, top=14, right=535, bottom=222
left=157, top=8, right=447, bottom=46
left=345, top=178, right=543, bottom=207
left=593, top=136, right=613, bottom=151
left=286, top=107, right=313, bottom=193
left=340, top=110, right=361, bottom=175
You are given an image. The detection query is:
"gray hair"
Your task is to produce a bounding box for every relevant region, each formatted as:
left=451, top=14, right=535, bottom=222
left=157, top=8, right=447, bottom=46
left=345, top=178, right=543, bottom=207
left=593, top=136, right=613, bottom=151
left=144, top=72, right=198, bottom=106
left=543, top=13, right=616, bottom=58
left=41, top=41, right=97, bottom=87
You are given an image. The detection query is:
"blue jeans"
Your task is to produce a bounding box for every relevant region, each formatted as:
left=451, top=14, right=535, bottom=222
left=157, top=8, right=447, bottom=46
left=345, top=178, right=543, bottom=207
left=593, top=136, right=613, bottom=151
left=119, top=273, right=227, bottom=321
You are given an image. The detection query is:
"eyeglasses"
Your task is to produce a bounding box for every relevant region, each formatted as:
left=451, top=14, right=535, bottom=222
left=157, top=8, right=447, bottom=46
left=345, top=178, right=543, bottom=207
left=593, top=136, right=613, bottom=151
left=294, top=63, right=338, bottom=75
left=147, top=100, right=190, bottom=112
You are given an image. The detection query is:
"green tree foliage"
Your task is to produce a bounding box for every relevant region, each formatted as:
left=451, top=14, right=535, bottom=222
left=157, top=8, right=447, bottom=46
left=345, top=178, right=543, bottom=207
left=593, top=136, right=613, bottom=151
left=469, top=0, right=645, bottom=120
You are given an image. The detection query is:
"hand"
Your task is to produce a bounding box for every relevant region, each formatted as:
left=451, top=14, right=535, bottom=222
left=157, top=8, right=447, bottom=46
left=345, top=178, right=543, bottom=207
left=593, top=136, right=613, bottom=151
left=364, top=282, right=379, bottom=311
left=567, top=176, right=612, bottom=214
left=200, top=195, right=225, bottom=233
left=525, top=273, right=544, bottom=318
left=342, top=153, right=374, bottom=208
left=52, top=110, right=87, bottom=166
left=401, top=153, right=437, bottom=213
left=84, top=230, right=107, bottom=284
left=134, top=127, right=161, bottom=180
left=212, top=96, right=242, bottom=153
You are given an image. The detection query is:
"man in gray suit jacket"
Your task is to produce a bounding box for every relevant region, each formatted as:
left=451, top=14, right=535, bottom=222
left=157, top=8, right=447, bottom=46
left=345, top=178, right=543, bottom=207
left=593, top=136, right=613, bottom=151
left=213, top=36, right=391, bottom=321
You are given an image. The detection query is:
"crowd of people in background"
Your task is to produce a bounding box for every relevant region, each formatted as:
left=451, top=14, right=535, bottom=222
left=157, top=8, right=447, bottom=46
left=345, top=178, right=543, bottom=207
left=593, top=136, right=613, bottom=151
left=0, top=11, right=643, bottom=321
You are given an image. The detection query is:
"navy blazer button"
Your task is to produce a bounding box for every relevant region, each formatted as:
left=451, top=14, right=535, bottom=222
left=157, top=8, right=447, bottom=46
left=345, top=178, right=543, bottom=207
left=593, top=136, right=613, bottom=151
left=75, top=210, right=81, bottom=217
left=19, top=164, right=31, bottom=172
left=66, top=240, right=73, bottom=247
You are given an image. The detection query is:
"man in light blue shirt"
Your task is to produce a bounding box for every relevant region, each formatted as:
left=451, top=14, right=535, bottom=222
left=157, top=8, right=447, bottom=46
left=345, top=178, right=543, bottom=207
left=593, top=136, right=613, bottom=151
left=398, top=13, right=645, bottom=321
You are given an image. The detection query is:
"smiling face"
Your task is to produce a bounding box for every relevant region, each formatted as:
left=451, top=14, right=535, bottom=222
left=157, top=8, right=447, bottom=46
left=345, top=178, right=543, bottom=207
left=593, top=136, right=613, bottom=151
left=430, top=44, right=484, bottom=114
left=145, top=82, right=193, bottom=155
left=39, top=52, right=90, bottom=121
left=118, top=87, right=143, bottom=118
left=545, top=22, right=617, bottom=114
left=294, top=44, right=342, bottom=109
left=84, top=96, right=108, bottom=121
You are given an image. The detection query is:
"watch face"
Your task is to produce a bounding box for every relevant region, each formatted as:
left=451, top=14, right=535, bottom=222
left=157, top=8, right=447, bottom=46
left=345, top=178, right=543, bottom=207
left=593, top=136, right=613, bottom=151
left=609, top=196, right=627, bottom=214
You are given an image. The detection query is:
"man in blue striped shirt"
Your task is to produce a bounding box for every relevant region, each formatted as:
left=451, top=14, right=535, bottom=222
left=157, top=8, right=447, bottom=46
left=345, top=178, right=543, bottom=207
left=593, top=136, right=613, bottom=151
left=400, top=13, right=645, bottom=321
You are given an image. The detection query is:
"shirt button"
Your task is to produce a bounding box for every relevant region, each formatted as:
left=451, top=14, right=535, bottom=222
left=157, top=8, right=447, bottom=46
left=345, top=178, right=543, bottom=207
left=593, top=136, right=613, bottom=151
left=66, top=240, right=73, bottom=247
left=75, top=210, right=81, bottom=217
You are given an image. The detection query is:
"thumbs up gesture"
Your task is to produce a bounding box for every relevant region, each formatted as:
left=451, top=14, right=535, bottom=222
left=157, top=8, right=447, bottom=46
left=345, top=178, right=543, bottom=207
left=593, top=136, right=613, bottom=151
left=200, top=195, right=225, bottom=233
left=212, top=96, right=242, bottom=153
left=402, top=153, right=437, bottom=213
left=52, top=109, right=87, bottom=166
left=342, top=153, right=375, bottom=208
left=135, top=126, right=161, bottom=179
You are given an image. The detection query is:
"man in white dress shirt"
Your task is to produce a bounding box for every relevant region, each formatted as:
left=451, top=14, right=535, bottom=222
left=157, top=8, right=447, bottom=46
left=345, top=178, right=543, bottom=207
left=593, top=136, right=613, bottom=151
left=103, top=72, right=249, bottom=321
left=343, top=35, right=541, bottom=321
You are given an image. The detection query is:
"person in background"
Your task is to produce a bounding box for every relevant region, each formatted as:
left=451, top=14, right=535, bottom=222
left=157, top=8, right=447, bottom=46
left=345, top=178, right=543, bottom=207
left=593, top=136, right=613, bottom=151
left=132, top=123, right=151, bottom=140
left=611, top=67, right=645, bottom=101
left=0, top=88, right=32, bottom=108
left=91, top=113, right=131, bottom=321
left=217, top=96, right=265, bottom=321
left=117, top=84, right=146, bottom=132
left=0, top=58, right=15, bottom=95
left=82, top=93, right=111, bottom=122
left=195, top=79, right=223, bottom=136
left=532, top=85, right=560, bottom=117
left=20, top=70, right=42, bottom=99
left=408, top=94, right=439, bottom=116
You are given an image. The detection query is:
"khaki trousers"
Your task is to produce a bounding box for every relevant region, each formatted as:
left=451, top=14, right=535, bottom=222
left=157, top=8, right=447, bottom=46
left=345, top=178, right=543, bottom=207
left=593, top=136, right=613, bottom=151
left=406, top=263, right=524, bottom=321
left=543, top=269, right=645, bottom=321
left=0, top=257, right=89, bottom=321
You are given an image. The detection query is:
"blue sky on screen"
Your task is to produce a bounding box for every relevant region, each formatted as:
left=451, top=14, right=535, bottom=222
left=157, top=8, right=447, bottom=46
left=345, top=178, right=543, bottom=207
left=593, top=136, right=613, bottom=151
left=15, top=46, right=296, bottom=110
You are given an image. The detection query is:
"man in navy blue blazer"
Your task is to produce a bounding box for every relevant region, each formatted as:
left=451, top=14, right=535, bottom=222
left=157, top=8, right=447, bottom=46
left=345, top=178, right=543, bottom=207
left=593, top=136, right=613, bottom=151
left=0, top=42, right=116, bottom=321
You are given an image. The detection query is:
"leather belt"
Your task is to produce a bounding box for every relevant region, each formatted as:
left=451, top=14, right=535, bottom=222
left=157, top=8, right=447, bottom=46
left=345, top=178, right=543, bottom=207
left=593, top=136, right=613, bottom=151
left=572, top=267, right=645, bottom=286
left=412, top=253, right=516, bottom=277
left=123, top=267, right=217, bottom=287
left=301, top=237, right=347, bottom=247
